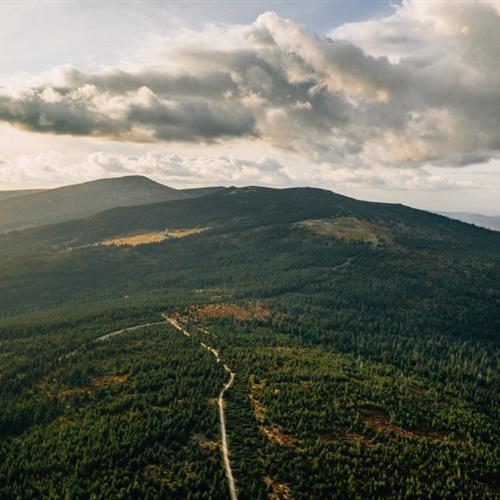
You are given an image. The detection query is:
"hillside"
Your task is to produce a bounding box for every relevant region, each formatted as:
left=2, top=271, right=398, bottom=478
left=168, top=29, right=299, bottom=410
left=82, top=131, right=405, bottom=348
left=0, top=189, right=46, bottom=201
left=0, top=175, right=223, bottom=233
left=0, top=184, right=499, bottom=498
left=2, top=185, right=499, bottom=258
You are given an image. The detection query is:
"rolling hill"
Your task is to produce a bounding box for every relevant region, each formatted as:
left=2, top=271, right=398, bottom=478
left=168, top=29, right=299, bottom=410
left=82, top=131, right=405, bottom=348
left=2, top=184, right=499, bottom=258
left=0, top=181, right=498, bottom=498
left=0, top=189, right=47, bottom=201
left=0, top=175, right=223, bottom=233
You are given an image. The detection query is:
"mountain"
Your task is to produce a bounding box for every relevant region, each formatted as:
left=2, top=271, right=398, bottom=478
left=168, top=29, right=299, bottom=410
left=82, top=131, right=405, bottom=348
left=3, top=184, right=499, bottom=256
left=0, top=189, right=46, bottom=201
left=1, top=185, right=499, bottom=306
left=0, top=183, right=499, bottom=498
left=441, top=211, right=500, bottom=232
left=0, top=175, right=223, bottom=233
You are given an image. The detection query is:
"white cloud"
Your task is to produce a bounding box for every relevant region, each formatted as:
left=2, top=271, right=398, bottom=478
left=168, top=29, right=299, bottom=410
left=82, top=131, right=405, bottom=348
left=1, top=4, right=499, bottom=170
left=1, top=150, right=493, bottom=194
left=0, top=2, right=499, bottom=210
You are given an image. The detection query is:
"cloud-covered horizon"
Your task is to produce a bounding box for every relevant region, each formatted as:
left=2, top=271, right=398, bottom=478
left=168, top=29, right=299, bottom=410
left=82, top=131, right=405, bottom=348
left=1, top=1, right=500, bottom=173
left=0, top=149, right=486, bottom=193
left=1, top=0, right=500, bottom=215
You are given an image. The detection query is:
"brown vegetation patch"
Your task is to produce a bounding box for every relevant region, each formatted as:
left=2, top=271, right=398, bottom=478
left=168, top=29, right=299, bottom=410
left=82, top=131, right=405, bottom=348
left=296, top=216, right=393, bottom=247
left=101, top=232, right=167, bottom=247
left=252, top=397, right=266, bottom=423
left=58, top=387, right=88, bottom=399
left=57, top=374, right=128, bottom=400
left=196, top=302, right=271, bottom=320
left=249, top=376, right=296, bottom=445
left=260, top=424, right=298, bottom=446
left=192, top=433, right=219, bottom=450
left=36, top=376, right=51, bottom=393
left=100, top=227, right=210, bottom=247
left=362, top=408, right=449, bottom=441
left=344, top=431, right=377, bottom=447
left=264, top=476, right=293, bottom=500
left=249, top=376, right=267, bottom=422
left=166, top=227, right=210, bottom=238
left=91, top=374, right=128, bottom=388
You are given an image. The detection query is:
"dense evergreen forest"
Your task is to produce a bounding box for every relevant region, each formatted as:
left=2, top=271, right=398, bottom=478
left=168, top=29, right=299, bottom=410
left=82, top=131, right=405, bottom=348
left=0, top=186, right=498, bottom=498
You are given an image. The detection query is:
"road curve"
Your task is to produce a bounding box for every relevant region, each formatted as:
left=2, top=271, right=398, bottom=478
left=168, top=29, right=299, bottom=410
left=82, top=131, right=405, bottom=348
left=163, top=314, right=238, bottom=500
left=59, top=316, right=238, bottom=499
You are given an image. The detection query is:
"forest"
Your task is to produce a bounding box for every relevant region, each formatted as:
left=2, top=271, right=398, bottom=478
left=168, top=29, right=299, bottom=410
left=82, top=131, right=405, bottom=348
left=0, top=186, right=498, bottom=498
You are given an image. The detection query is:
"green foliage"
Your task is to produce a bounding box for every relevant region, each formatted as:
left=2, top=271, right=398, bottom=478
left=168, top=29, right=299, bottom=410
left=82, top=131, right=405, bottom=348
left=0, top=187, right=499, bottom=497
left=0, top=325, right=229, bottom=498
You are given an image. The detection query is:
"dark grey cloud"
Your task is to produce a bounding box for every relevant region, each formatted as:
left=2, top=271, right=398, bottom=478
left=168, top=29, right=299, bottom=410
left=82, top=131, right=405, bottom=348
left=0, top=92, right=123, bottom=136
left=0, top=85, right=255, bottom=142
left=70, top=67, right=238, bottom=98
left=0, top=4, right=499, bottom=168
left=127, top=98, right=256, bottom=141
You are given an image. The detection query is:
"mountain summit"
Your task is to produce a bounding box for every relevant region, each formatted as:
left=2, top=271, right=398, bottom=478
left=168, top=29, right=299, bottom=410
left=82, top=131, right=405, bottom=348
left=0, top=175, right=221, bottom=233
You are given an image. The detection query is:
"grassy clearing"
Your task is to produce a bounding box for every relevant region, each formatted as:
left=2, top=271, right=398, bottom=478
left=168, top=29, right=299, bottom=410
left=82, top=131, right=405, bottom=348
left=296, top=216, right=393, bottom=247
left=101, top=232, right=167, bottom=247
left=100, top=227, right=210, bottom=247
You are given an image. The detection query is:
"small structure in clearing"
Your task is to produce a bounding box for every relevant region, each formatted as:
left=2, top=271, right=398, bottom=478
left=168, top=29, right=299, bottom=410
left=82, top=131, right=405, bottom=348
left=100, top=227, right=210, bottom=247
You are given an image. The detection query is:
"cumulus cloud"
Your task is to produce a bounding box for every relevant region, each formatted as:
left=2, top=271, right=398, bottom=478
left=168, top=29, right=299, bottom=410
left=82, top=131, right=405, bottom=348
left=0, top=151, right=293, bottom=189
left=2, top=149, right=492, bottom=195
left=1, top=2, right=500, bottom=170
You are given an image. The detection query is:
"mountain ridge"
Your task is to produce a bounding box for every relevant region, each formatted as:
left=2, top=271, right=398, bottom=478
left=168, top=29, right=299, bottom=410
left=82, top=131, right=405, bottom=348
left=0, top=175, right=224, bottom=233
left=2, top=184, right=499, bottom=260
left=0, top=189, right=47, bottom=201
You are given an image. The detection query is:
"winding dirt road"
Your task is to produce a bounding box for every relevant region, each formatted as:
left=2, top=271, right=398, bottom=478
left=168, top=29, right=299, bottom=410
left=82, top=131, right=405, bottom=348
left=59, top=316, right=238, bottom=499
left=163, top=314, right=238, bottom=500
left=58, top=321, right=163, bottom=361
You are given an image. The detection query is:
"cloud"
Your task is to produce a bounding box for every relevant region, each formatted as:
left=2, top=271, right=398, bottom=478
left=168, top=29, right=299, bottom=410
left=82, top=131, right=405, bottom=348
left=2, top=149, right=492, bottom=195
left=0, top=81, right=256, bottom=142
left=0, top=151, right=293, bottom=189
left=1, top=3, right=500, bottom=170
left=331, top=0, right=500, bottom=166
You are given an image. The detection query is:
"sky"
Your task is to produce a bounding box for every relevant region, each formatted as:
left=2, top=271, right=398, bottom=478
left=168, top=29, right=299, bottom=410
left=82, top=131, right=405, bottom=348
left=0, top=0, right=499, bottom=214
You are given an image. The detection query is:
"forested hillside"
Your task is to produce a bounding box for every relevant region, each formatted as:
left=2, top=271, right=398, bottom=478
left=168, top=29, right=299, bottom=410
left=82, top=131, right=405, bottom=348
left=0, top=175, right=223, bottom=233
left=0, top=184, right=498, bottom=498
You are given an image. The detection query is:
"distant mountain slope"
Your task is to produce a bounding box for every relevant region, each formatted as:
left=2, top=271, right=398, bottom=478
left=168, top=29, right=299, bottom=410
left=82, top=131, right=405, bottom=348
left=2, top=185, right=499, bottom=257
left=0, top=176, right=223, bottom=233
left=0, top=189, right=46, bottom=201
left=441, top=212, right=500, bottom=232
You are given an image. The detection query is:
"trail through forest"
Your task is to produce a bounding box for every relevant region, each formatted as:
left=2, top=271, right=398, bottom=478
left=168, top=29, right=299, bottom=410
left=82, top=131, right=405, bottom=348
left=58, top=321, right=163, bottom=361
left=58, top=316, right=238, bottom=499
left=163, top=314, right=238, bottom=500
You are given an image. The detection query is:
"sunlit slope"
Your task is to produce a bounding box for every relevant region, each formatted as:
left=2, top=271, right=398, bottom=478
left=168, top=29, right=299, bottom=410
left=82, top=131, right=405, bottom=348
left=0, top=186, right=499, bottom=335
left=2, top=185, right=499, bottom=255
